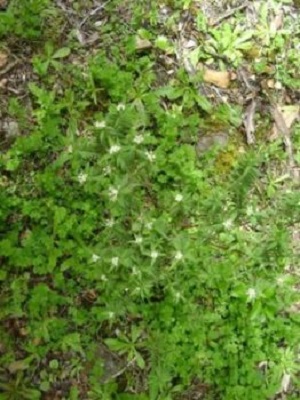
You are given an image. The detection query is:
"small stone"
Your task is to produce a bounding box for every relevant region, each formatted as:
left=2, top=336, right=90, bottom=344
left=0, top=78, right=7, bottom=88
left=196, top=132, right=229, bottom=156
left=135, top=37, right=152, bottom=51
left=3, top=120, right=20, bottom=139
left=0, top=0, right=8, bottom=9
left=184, top=39, right=198, bottom=49
left=95, top=344, right=125, bottom=383
left=203, top=68, right=231, bottom=89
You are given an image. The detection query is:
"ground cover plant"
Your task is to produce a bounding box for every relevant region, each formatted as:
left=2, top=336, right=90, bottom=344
left=0, top=0, right=300, bottom=399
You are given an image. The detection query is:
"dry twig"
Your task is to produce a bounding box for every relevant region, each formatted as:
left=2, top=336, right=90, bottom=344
left=79, top=0, right=111, bottom=28
left=271, top=105, right=299, bottom=180
left=243, top=99, right=256, bottom=144
left=209, top=2, right=249, bottom=27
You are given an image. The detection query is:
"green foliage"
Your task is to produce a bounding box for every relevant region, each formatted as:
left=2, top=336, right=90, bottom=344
left=0, top=1, right=300, bottom=399
left=0, top=0, right=50, bottom=39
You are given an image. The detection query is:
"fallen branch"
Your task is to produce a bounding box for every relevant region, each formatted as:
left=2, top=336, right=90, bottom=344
left=271, top=105, right=299, bottom=180
left=243, top=99, right=256, bottom=144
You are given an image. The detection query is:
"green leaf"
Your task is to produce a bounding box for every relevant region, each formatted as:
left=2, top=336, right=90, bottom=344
left=131, top=326, right=142, bottom=342
left=104, top=338, right=128, bottom=353
left=70, top=386, right=79, bottom=400
left=135, top=351, right=145, bottom=369
left=0, top=270, right=7, bottom=280
left=22, top=388, right=41, bottom=400
left=194, top=94, right=212, bottom=112
left=156, top=86, right=183, bottom=100
left=61, top=333, right=83, bottom=354
left=40, top=381, right=50, bottom=392
left=189, top=46, right=200, bottom=68
left=52, top=47, right=71, bottom=59
left=155, top=36, right=169, bottom=50
left=49, top=359, right=59, bottom=369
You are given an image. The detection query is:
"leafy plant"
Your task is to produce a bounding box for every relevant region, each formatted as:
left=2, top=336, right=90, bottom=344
left=0, top=0, right=300, bottom=399
left=0, top=0, right=50, bottom=39
left=32, top=42, right=71, bottom=76
left=206, top=23, right=254, bottom=66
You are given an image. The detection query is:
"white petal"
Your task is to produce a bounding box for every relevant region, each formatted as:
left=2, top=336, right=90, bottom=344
left=111, top=257, right=119, bottom=267
left=117, top=103, right=125, bottom=111
left=92, top=254, right=100, bottom=262
left=95, top=121, right=106, bottom=128
left=246, top=288, right=256, bottom=301
left=175, top=251, right=183, bottom=261
left=175, top=194, right=183, bottom=202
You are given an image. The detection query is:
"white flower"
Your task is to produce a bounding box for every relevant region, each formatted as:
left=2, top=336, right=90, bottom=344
left=145, top=221, right=153, bottom=230
left=246, top=206, right=254, bottom=216
left=108, top=311, right=115, bottom=319
left=92, top=254, right=100, bottom=263
left=151, top=251, right=159, bottom=260
left=78, top=172, right=88, bottom=184
left=95, top=120, right=106, bottom=129
left=276, top=276, right=286, bottom=285
left=246, top=288, right=256, bottom=301
left=175, top=193, right=183, bottom=202
left=134, top=236, right=143, bottom=244
left=105, top=218, right=115, bottom=227
left=174, top=251, right=183, bottom=261
left=108, top=187, right=119, bottom=201
left=109, top=144, right=121, bottom=154
left=101, top=274, right=107, bottom=281
left=67, top=145, right=73, bottom=153
left=223, top=219, right=233, bottom=230
left=103, top=166, right=112, bottom=176
left=111, top=257, right=119, bottom=267
left=145, top=151, right=156, bottom=162
left=133, top=134, right=144, bottom=144
left=117, top=103, right=125, bottom=111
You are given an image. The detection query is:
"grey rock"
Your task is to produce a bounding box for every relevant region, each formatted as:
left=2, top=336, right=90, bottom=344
left=2, top=119, right=20, bottom=139
left=95, top=344, right=125, bottom=383
left=196, top=132, right=229, bottom=156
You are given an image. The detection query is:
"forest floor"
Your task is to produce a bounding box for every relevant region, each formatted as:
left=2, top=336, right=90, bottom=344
left=1, top=1, right=300, bottom=399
